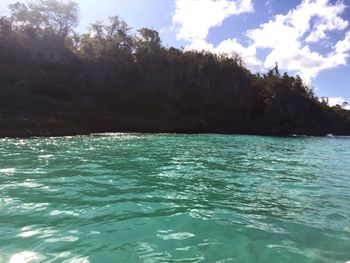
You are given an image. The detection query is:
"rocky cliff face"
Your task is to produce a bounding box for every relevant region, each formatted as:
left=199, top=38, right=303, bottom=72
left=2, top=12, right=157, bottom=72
left=0, top=39, right=350, bottom=138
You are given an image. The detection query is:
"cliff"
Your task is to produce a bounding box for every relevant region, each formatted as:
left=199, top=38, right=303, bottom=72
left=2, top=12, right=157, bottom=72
left=1, top=15, right=350, bottom=138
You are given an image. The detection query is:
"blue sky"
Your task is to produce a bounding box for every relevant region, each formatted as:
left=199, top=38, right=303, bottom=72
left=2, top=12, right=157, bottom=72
left=1, top=0, right=350, bottom=106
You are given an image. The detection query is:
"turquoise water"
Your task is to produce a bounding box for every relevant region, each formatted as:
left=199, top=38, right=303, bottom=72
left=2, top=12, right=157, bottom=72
left=0, top=134, right=350, bottom=263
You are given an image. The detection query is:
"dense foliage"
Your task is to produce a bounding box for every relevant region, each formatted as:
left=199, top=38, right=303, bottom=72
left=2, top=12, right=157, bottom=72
left=1, top=0, right=349, bottom=136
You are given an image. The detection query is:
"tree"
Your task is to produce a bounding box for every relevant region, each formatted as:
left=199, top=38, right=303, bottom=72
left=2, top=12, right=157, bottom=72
left=8, top=0, right=79, bottom=39
left=135, top=28, right=161, bottom=53
left=79, top=17, right=133, bottom=59
left=320, top=97, right=329, bottom=106
left=0, top=16, right=13, bottom=57
left=0, top=16, right=13, bottom=36
left=273, top=62, right=280, bottom=77
left=105, top=16, right=133, bottom=53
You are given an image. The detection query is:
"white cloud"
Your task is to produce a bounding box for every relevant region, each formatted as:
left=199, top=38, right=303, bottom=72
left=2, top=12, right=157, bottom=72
left=186, top=39, right=215, bottom=52
left=172, top=0, right=350, bottom=83
left=172, top=0, right=258, bottom=71
left=247, top=0, right=350, bottom=82
left=173, top=0, right=254, bottom=42
left=247, top=0, right=348, bottom=47
left=335, top=31, right=350, bottom=54
left=328, top=97, right=350, bottom=109
left=216, top=39, right=262, bottom=70
left=304, top=1, right=348, bottom=43
left=185, top=39, right=262, bottom=71
left=264, top=45, right=325, bottom=82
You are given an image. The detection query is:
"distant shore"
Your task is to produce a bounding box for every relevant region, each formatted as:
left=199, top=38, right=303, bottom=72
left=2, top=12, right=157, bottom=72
left=1, top=116, right=349, bottom=138
left=1, top=2, right=350, bottom=138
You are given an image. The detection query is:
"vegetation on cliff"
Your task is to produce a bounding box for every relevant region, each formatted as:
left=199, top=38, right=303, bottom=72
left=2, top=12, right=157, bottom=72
left=0, top=0, right=349, bottom=137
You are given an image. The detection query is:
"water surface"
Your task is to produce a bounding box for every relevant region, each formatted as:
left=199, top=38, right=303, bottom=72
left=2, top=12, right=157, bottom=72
left=0, top=134, right=350, bottom=262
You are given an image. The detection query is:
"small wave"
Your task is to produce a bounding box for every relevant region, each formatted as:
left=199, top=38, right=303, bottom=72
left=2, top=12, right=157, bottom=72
left=0, top=168, right=16, bottom=175
left=20, top=180, right=43, bottom=188
left=1, top=134, right=350, bottom=262
left=9, top=251, right=40, bottom=263
left=50, top=210, right=80, bottom=217
left=69, top=257, right=90, bottom=263
left=18, top=229, right=41, bottom=238
left=38, top=154, right=54, bottom=159
left=90, top=132, right=144, bottom=140
left=46, top=235, right=79, bottom=243
left=157, top=232, right=195, bottom=240
left=176, top=246, right=191, bottom=251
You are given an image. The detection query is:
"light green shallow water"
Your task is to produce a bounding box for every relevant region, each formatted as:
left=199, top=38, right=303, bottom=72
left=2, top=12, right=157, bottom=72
left=0, top=134, right=350, bottom=263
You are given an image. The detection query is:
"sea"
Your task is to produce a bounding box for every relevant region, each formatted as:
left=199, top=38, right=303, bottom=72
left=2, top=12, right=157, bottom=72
left=0, top=134, right=349, bottom=262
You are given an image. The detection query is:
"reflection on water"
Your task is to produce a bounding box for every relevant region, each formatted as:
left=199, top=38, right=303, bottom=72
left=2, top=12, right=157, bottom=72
left=9, top=251, right=40, bottom=263
left=0, top=134, right=350, bottom=262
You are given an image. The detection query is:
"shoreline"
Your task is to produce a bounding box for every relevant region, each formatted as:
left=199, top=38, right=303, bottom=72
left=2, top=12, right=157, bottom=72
left=1, top=117, right=349, bottom=139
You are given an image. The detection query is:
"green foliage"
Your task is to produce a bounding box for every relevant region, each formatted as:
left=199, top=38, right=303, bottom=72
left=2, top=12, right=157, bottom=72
left=0, top=16, right=12, bottom=36
left=135, top=28, right=161, bottom=53
left=78, top=16, right=133, bottom=60
left=8, top=0, right=78, bottom=39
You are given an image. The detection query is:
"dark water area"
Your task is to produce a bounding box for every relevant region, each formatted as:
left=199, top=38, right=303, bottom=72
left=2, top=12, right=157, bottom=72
left=0, top=134, right=349, bottom=262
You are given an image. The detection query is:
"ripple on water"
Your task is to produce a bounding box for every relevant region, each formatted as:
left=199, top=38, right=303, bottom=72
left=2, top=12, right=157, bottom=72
left=157, top=231, right=195, bottom=241
left=9, top=251, right=40, bottom=263
left=0, top=134, right=350, bottom=262
left=0, top=168, right=16, bottom=175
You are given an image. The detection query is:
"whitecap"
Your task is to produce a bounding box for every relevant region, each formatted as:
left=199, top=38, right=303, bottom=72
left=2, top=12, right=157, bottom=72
left=1, top=197, right=14, bottom=206
left=175, top=246, right=191, bottom=251
left=89, top=231, right=100, bottom=235
left=91, top=132, right=142, bottom=140
left=135, top=242, right=154, bottom=254
left=18, top=226, right=56, bottom=239
left=18, top=229, right=41, bottom=238
left=38, top=154, right=54, bottom=159
left=50, top=210, right=79, bottom=217
left=0, top=168, right=16, bottom=175
left=157, top=232, right=195, bottom=240
left=19, top=203, right=49, bottom=211
left=9, top=251, right=39, bottom=263
left=46, top=235, right=79, bottom=243
left=21, top=180, right=42, bottom=188
left=68, top=257, right=90, bottom=263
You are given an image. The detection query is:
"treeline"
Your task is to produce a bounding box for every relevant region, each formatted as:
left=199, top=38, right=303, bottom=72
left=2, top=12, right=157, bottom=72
left=0, top=0, right=349, bottom=137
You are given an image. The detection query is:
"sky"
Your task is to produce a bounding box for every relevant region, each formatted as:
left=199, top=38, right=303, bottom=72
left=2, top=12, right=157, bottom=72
left=1, top=0, right=350, bottom=106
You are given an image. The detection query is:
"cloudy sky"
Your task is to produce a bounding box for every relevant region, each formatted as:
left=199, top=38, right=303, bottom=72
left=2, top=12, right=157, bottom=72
left=1, top=0, right=350, bottom=106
